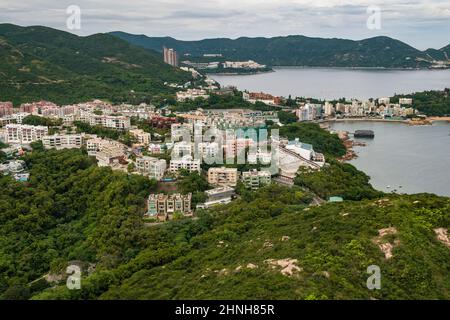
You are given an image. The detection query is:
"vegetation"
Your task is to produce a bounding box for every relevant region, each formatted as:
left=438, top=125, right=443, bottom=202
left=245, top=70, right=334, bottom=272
left=278, top=110, right=298, bottom=124
left=176, top=169, right=210, bottom=207
left=295, top=160, right=383, bottom=201
left=0, top=23, right=191, bottom=106
left=22, top=115, right=62, bottom=127
left=25, top=181, right=450, bottom=300
left=392, top=89, right=450, bottom=116
left=1, top=143, right=450, bottom=300
left=0, top=148, right=156, bottom=299
left=112, top=32, right=439, bottom=69
left=279, top=122, right=346, bottom=157
left=171, top=91, right=276, bottom=112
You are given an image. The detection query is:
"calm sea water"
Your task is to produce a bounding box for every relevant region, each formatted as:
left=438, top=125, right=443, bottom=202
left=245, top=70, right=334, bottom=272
left=330, top=121, right=450, bottom=197
left=211, top=67, right=450, bottom=100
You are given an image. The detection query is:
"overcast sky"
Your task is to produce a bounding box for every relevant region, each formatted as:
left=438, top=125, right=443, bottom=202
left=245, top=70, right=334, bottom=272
left=0, top=0, right=449, bottom=50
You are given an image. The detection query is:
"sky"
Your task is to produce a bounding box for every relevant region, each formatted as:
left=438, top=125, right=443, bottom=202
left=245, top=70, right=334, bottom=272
left=0, top=0, right=449, bottom=50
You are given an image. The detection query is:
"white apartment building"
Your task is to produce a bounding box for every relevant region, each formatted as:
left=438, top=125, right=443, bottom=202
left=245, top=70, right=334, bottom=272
left=197, top=142, right=221, bottom=160
left=78, top=111, right=131, bottom=130
left=172, top=141, right=193, bottom=159
left=171, top=123, right=194, bottom=141
left=207, top=167, right=238, bottom=187
left=176, top=89, right=210, bottom=102
left=378, top=97, right=391, bottom=105
left=42, top=134, right=83, bottom=150
left=86, top=137, right=127, bottom=156
left=399, top=98, right=413, bottom=105
left=135, top=156, right=167, bottom=180
left=169, top=156, right=201, bottom=173
left=5, top=124, right=48, bottom=144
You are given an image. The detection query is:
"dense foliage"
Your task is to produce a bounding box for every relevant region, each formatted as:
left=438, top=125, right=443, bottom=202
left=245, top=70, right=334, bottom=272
left=0, top=149, right=156, bottom=299
left=294, top=160, right=383, bottom=201
left=113, top=32, right=439, bottom=68
left=392, top=89, right=450, bottom=116
left=171, top=92, right=276, bottom=112
left=278, top=110, right=298, bottom=124
left=22, top=115, right=62, bottom=127
left=29, top=183, right=450, bottom=300
left=0, top=24, right=191, bottom=106
left=279, top=122, right=346, bottom=157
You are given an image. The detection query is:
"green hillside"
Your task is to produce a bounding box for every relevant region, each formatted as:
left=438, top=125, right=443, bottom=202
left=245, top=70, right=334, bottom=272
left=0, top=24, right=191, bottom=106
left=1, top=124, right=449, bottom=300
left=112, top=32, right=434, bottom=69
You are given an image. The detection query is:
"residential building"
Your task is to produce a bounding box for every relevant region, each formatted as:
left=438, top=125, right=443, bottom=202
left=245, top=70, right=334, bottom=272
left=135, top=156, right=167, bottom=180
left=243, top=92, right=282, bottom=105
left=169, top=156, right=201, bottom=173
left=129, top=129, right=151, bottom=146
left=0, top=102, right=13, bottom=117
left=242, top=169, right=271, bottom=190
left=42, top=134, right=83, bottom=150
left=172, top=141, right=193, bottom=159
left=5, top=124, right=48, bottom=144
left=285, top=139, right=315, bottom=160
left=163, top=47, right=178, bottom=67
left=197, top=186, right=235, bottom=209
left=147, top=193, right=192, bottom=218
left=378, top=97, right=390, bottom=105
left=78, top=111, right=131, bottom=130
left=176, top=89, right=210, bottom=102
left=197, top=142, right=220, bottom=160
left=208, top=167, right=238, bottom=187
left=399, top=98, right=413, bottom=105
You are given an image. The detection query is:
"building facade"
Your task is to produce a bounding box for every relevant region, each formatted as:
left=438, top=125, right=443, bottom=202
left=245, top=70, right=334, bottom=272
left=135, top=156, right=167, bottom=180
left=147, top=193, right=192, bottom=218
left=5, top=124, right=48, bottom=144
left=207, top=167, right=238, bottom=187
left=42, top=134, right=83, bottom=150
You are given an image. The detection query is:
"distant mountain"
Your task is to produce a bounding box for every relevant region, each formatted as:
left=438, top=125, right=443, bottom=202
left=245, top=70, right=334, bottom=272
left=0, top=24, right=191, bottom=105
left=111, top=32, right=439, bottom=69
left=424, top=44, right=450, bottom=61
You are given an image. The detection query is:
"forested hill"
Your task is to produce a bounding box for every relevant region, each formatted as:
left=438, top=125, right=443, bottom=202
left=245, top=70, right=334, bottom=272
left=0, top=24, right=191, bottom=106
left=111, top=32, right=440, bottom=69
left=1, top=124, right=450, bottom=300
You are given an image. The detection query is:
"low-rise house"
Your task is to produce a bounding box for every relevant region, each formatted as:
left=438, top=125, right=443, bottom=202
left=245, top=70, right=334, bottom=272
left=242, top=169, right=271, bottom=190
left=147, top=193, right=192, bottom=220
left=208, top=167, right=238, bottom=187
left=197, top=186, right=235, bottom=209
left=135, top=156, right=167, bottom=180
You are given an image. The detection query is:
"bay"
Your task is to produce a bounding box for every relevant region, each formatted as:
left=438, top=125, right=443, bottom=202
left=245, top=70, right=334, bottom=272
left=211, top=67, right=450, bottom=100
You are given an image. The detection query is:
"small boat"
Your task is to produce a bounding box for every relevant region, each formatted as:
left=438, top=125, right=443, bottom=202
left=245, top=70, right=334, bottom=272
left=386, top=185, right=391, bottom=189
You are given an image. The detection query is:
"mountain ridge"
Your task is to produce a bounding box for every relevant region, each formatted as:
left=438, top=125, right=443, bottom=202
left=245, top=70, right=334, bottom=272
left=111, top=31, right=449, bottom=68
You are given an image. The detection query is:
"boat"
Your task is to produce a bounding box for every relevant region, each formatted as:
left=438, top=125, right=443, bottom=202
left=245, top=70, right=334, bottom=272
left=354, top=130, right=375, bottom=138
